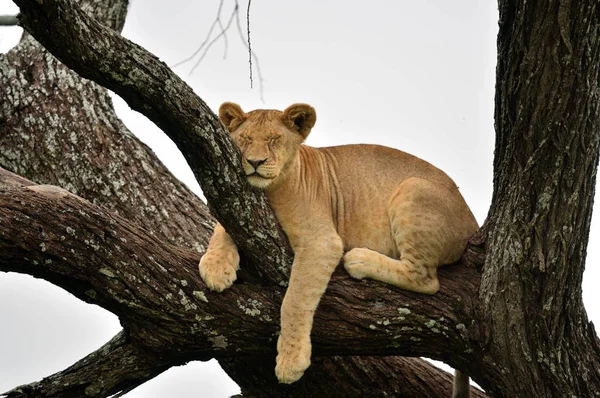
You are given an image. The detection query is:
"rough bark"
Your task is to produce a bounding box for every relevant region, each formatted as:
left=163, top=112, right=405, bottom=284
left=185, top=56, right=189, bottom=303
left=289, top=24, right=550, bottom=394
left=476, top=0, right=600, bottom=396
left=0, top=1, right=485, bottom=397
left=3, top=332, right=172, bottom=398
left=0, top=31, right=214, bottom=252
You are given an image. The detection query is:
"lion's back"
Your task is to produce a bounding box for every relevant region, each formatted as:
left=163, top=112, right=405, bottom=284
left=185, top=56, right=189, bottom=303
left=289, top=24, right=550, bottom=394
left=314, top=144, right=465, bottom=255
left=318, top=144, right=457, bottom=194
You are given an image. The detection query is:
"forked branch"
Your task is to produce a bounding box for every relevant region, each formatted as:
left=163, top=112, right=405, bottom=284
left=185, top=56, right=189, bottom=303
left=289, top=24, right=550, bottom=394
left=171, top=0, right=264, bottom=100
left=13, top=0, right=290, bottom=286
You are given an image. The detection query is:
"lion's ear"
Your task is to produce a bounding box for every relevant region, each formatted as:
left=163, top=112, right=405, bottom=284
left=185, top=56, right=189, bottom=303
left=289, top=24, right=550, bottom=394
left=282, top=104, right=316, bottom=139
left=219, top=102, right=246, bottom=132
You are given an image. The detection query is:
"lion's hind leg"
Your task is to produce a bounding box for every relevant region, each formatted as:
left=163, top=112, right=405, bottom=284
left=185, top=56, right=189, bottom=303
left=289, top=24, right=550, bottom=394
left=343, top=246, right=440, bottom=294
left=344, top=177, right=474, bottom=294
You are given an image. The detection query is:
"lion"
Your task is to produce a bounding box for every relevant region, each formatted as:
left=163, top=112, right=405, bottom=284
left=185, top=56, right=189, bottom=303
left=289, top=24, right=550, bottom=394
left=199, top=102, right=478, bottom=397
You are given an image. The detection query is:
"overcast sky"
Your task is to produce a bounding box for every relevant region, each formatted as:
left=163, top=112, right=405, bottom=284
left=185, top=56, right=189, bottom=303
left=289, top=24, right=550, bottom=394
left=0, top=1, right=598, bottom=397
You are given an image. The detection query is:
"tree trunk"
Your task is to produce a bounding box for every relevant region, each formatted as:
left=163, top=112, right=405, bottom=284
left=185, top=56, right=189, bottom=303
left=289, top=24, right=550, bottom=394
left=475, top=0, right=600, bottom=396
left=1, top=0, right=599, bottom=397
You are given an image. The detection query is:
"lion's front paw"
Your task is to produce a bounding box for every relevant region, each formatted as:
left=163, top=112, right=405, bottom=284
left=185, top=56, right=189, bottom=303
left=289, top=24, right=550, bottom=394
left=343, top=247, right=375, bottom=280
left=275, top=337, right=311, bottom=384
left=199, top=249, right=240, bottom=292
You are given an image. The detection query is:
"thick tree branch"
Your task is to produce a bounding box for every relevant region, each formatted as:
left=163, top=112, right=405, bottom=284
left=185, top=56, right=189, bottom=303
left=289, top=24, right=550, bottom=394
left=1, top=332, right=171, bottom=398
left=222, top=355, right=488, bottom=398
left=0, top=166, right=484, bottom=370
left=0, top=40, right=214, bottom=255
left=12, top=0, right=292, bottom=287
left=0, top=171, right=273, bottom=354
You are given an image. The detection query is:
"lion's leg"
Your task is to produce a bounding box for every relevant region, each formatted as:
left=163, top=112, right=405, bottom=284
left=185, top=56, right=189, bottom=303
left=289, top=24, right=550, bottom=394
left=275, top=233, right=343, bottom=384
left=198, top=223, right=240, bottom=292
left=344, top=177, right=473, bottom=294
left=344, top=247, right=440, bottom=294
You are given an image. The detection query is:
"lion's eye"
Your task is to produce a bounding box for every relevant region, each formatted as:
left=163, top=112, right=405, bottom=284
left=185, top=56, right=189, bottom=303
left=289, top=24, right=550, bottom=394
left=236, top=135, right=252, bottom=147
left=268, top=136, right=280, bottom=146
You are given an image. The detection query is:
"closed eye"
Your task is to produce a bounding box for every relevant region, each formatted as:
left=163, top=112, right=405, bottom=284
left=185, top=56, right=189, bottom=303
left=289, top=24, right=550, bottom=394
left=268, top=136, right=281, bottom=146
left=234, top=134, right=253, bottom=149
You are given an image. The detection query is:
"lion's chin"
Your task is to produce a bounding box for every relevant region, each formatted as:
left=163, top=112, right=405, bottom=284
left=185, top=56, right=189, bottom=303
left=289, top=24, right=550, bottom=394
left=247, top=174, right=274, bottom=189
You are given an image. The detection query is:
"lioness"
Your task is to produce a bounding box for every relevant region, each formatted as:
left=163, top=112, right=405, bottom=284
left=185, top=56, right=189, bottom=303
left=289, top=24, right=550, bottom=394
left=199, top=103, right=478, bottom=396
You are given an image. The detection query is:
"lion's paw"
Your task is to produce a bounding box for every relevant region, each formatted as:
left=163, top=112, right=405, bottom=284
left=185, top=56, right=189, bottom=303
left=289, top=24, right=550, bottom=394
left=343, top=248, right=376, bottom=280
left=275, top=337, right=311, bottom=384
left=199, top=249, right=239, bottom=292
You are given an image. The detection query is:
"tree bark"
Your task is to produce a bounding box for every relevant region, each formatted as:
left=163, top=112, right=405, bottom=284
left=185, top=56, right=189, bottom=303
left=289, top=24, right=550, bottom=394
left=476, top=0, right=600, bottom=396
left=2, top=332, right=172, bottom=398
left=2, top=0, right=600, bottom=397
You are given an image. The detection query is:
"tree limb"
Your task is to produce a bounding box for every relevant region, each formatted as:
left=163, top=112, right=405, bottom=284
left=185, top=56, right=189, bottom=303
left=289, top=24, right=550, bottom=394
left=0, top=15, right=18, bottom=26
left=1, top=331, right=172, bottom=398
left=222, top=355, right=487, bottom=398
left=0, top=166, right=484, bottom=369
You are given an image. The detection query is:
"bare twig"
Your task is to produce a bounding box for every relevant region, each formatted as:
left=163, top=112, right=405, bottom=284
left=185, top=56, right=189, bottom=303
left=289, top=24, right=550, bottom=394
left=0, top=14, right=19, bottom=26
left=188, top=3, right=237, bottom=75
left=171, top=0, right=231, bottom=69
left=171, top=0, right=265, bottom=101
left=217, top=12, right=229, bottom=58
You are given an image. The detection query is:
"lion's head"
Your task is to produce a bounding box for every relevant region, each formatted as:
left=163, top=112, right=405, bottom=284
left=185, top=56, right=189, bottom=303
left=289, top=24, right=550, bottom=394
left=219, top=102, right=317, bottom=189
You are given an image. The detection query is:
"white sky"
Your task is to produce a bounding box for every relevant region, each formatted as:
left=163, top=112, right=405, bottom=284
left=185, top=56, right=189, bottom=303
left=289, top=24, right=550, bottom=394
left=0, top=1, right=597, bottom=397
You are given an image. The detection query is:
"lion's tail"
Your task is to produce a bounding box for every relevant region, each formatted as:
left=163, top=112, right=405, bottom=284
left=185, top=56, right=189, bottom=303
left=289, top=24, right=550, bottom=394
left=452, top=369, right=470, bottom=398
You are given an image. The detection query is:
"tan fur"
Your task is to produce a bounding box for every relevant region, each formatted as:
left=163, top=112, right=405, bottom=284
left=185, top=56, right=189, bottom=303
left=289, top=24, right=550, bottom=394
left=199, top=102, right=478, bottom=389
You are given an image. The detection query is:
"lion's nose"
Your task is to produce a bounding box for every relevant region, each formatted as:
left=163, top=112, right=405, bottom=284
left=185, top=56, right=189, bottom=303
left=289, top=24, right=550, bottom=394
left=247, top=159, right=267, bottom=169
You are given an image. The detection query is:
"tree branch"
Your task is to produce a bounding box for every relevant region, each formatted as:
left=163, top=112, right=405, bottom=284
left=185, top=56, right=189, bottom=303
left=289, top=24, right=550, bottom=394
left=0, top=167, right=484, bottom=368
left=1, top=331, right=171, bottom=398
left=12, top=0, right=291, bottom=287
left=0, top=15, right=18, bottom=26
left=222, top=355, right=488, bottom=398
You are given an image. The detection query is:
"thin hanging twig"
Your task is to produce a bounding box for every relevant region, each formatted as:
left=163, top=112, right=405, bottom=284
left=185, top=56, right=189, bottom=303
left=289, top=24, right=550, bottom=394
left=235, top=1, right=264, bottom=102
left=247, top=0, right=253, bottom=88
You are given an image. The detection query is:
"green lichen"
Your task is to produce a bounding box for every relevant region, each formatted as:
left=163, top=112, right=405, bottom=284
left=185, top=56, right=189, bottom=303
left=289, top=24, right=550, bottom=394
left=208, top=335, right=229, bottom=349
left=193, top=290, right=208, bottom=303
left=99, top=267, right=116, bottom=277
left=397, top=307, right=411, bottom=315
